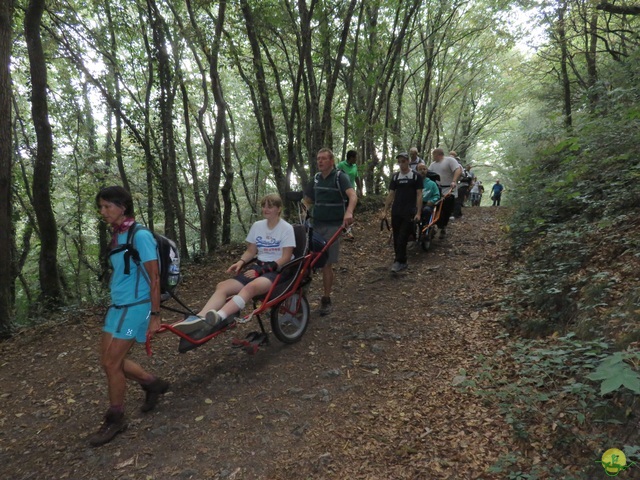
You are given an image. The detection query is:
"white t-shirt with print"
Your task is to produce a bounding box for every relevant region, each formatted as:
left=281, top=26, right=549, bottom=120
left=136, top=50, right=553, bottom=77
left=246, top=218, right=296, bottom=262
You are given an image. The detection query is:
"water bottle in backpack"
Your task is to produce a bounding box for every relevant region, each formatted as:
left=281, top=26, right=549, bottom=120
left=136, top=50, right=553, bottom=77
left=167, top=253, right=180, bottom=287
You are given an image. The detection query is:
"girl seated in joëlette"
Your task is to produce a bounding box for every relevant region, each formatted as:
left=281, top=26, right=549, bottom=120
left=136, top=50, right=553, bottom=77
left=173, top=193, right=295, bottom=342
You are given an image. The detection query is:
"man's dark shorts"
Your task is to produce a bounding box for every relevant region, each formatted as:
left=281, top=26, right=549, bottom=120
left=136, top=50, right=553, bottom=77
left=314, top=224, right=342, bottom=264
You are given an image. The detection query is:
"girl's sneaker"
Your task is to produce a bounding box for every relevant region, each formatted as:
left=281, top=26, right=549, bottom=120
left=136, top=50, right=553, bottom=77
left=172, top=315, right=205, bottom=334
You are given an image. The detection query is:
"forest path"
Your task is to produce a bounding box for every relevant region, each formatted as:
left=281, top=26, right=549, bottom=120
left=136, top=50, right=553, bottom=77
left=1, top=205, right=516, bottom=479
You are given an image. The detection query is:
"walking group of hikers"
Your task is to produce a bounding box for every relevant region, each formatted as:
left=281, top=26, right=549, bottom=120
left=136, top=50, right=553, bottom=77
left=91, top=146, right=504, bottom=447
left=380, top=148, right=505, bottom=273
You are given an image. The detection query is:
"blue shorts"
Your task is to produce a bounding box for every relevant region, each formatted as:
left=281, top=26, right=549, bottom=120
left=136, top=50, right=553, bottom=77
left=104, top=302, right=151, bottom=343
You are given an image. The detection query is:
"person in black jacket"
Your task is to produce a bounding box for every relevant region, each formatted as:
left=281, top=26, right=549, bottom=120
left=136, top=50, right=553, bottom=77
left=381, top=153, right=423, bottom=273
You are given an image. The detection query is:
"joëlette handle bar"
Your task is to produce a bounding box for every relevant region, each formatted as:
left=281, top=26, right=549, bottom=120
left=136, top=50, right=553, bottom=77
left=422, top=190, right=453, bottom=234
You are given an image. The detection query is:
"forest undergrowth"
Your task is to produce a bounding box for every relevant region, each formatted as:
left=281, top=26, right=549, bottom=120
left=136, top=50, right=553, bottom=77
left=1, top=205, right=639, bottom=479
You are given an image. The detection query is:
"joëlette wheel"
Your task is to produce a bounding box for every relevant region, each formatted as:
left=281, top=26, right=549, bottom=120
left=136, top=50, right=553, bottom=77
left=270, top=292, right=309, bottom=344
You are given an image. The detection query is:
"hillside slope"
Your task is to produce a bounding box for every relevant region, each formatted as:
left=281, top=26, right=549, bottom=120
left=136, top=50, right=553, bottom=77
left=1, top=207, right=600, bottom=479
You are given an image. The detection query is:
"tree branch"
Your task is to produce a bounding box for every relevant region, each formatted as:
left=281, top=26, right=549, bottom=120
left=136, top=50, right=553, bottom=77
left=596, top=2, right=640, bottom=15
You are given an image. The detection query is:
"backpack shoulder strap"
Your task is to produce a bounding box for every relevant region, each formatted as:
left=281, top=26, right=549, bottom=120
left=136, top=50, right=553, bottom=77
left=335, top=169, right=346, bottom=202
left=128, top=222, right=153, bottom=288
left=107, top=222, right=141, bottom=275
left=122, top=222, right=142, bottom=275
left=127, top=222, right=142, bottom=262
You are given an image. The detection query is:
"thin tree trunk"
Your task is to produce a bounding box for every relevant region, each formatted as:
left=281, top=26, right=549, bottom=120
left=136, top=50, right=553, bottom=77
left=208, top=0, right=233, bottom=246
left=169, top=0, right=208, bottom=252
left=586, top=10, right=599, bottom=109
left=240, top=0, right=286, bottom=196
left=105, top=0, right=129, bottom=193
left=183, top=0, right=225, bottom=251
left=557, top=1, right=573, bottom=129
left=0, top=0, right=14, bottom=336
left=147, top=0, right=183, bottom=250
left=25, top=0, right=64, bottom=308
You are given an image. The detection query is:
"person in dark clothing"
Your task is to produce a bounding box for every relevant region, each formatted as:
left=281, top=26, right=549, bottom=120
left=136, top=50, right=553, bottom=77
left=382, top=153, right=423, bottom=273
left=491, top=180, right=504, bottom=206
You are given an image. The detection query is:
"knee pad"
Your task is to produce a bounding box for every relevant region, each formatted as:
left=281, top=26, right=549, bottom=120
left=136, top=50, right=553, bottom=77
left=232, top=295, right=246, bottom=310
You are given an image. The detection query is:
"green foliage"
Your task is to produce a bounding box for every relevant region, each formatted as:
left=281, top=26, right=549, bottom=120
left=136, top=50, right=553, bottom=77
left=463, top=334, right=638, bottom=478
left=503, top=44, right=640, bottom=344
left=588, top=352, right=640, bottom=396
left=5, top=0, right=530, bottom=326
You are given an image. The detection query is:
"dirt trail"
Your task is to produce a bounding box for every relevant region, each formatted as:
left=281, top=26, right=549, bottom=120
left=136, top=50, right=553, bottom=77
left=1, top=206, right=514, bottom=479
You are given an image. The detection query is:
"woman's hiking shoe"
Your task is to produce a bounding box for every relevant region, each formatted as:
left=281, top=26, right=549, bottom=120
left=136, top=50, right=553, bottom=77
left=140, top=378, right=170, bottom=412
left=88, top=410, right=127, bottom=447
left=172, top=315, right=205, bottom=334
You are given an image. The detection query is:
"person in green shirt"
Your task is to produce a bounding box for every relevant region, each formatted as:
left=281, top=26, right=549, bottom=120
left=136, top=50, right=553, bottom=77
left=337, top=150, right=361, bottom=192
left=336, top=150, right=361, bottom=241
left=416, top=164, right=441, bottom=208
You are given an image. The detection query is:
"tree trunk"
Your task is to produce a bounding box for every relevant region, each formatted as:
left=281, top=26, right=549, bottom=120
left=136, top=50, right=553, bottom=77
left=147, top=0, right=185, bottom=254
left=557, top=1, right=573, bottom=129
left=183, top=0, right=225, bottom=252
left=25, top=0, right=64, bottom=308
left=208, top=0, right=233, bottom=246
left=105, top=0, right=129, bottom=193
left=585, top=9, right=599, bottom=109
left=239, top=0, right=286, bottom=196
left=0, top=0, right=14, bottom=336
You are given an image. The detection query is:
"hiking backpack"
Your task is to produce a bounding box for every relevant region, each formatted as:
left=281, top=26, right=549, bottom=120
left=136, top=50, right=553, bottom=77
left=459, top=168, right=473, bottom=184
left=392, top=170, right=420, bottom=184
left=109, top=222, right=181, bottom=300
left=313, top=169, right=348, bottom=207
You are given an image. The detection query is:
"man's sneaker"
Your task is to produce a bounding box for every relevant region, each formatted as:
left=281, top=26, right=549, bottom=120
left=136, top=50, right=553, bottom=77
left=172, top=315, right=205, bottom=334
left=391, top=261, right=401, bottom=273
left=140, top=378, right=170, bottom=413
left=439, top=228, right=446, bottom=239
left=396, top=263, right=408, bottom=272
left=88, top=410, right=127, bottom=447
left=319, top=297, right=332, bottom=316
